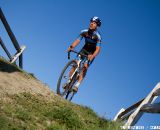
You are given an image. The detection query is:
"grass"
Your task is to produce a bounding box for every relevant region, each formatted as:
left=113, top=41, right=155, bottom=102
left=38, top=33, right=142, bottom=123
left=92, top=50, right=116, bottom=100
left=0, top=57, right=123, bottom=129
left=0, top=93, right=123, bottom=130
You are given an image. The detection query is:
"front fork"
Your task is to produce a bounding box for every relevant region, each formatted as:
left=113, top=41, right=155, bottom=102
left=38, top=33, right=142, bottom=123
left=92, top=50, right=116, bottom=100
left=68, top=60, right=81, bottom=83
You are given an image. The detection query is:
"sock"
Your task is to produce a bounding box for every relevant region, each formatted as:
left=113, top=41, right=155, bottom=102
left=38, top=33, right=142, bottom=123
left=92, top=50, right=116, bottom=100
left=67, top=79, right=71, bottom=83
left=75, top=82, right=80, bottom=88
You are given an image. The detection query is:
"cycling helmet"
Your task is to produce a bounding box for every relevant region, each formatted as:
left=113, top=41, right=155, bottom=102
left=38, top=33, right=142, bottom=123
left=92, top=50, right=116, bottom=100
left=90, top=16, right=101, bottom=27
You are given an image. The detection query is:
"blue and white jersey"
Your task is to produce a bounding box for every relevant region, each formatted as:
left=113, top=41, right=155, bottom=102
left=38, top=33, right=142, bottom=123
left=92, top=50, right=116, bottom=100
left=77, top=29, right=102, bottom=54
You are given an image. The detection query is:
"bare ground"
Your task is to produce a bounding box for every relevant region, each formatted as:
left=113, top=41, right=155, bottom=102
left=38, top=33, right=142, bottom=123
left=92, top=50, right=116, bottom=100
left=0, top=58, right=55, bottom=99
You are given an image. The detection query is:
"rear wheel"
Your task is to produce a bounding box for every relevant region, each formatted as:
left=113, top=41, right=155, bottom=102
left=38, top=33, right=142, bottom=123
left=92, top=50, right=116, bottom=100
left=57, top=60, right=77, bottom=97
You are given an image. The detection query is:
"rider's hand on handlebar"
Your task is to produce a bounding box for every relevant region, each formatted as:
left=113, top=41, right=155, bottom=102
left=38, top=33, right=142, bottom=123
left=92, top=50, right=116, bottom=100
left=67, top=45, right=74, bottom=52
left=88, top=54, right=94, bottom=61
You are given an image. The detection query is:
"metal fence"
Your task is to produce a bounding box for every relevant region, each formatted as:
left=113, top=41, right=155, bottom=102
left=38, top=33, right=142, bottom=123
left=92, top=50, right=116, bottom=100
left=0, top=7, right=26, bottom=69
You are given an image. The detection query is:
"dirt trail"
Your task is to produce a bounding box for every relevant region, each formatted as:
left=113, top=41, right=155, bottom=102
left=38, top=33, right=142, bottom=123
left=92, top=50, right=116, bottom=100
left=0, top=58, right=54, bottom=98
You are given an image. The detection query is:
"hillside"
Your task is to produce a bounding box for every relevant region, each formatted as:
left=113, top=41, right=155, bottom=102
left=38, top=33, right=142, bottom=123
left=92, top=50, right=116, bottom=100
left=0, top=57, right=122, bottom=130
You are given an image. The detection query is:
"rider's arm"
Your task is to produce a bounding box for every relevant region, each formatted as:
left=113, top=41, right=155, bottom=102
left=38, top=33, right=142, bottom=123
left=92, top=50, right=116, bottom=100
left=92, top=46, right=101, bottom=58
left=68, top=39, right=80, bottom=52
left=92, top=38, right=102, bottom=58
left=70, top=39, right=80, bottom=48
left=92, top=33, right=102, bottom=58
left=69, top=30, right=84, bottom=50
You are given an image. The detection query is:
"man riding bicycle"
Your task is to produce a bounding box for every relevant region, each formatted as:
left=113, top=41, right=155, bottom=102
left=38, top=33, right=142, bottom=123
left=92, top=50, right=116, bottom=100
left=67, top=16, right=102, bottom=92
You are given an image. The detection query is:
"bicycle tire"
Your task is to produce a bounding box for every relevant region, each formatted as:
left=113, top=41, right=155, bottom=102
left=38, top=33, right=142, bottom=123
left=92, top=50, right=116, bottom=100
left=57, top=60, right=77, bottom=96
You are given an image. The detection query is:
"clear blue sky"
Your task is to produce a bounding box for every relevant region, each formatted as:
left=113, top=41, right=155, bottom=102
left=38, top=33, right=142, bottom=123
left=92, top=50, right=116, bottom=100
left=0, top=0, right=160, bottom=127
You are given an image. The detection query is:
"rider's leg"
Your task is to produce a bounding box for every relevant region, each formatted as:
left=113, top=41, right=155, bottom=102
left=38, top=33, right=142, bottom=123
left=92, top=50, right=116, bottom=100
left=69, top=60, right=79, bottom=79
left=69, top=66, right=76, bottom=77
left=78, top=63, right=88, bottom=83
left=73, top=63, right=88, bottom=92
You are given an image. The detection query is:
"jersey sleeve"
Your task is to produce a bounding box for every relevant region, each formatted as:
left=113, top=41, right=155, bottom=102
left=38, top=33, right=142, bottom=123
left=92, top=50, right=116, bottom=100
left=77, top=29, right=88, bottom=41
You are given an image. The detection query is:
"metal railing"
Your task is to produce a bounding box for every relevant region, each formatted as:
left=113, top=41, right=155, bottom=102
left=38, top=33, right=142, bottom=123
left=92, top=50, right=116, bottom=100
left=0, top=7, right=26, bottom=69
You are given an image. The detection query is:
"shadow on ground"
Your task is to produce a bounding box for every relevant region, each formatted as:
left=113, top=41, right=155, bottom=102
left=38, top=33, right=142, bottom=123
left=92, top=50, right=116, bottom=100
left=0, top=58, right=21, bottom=73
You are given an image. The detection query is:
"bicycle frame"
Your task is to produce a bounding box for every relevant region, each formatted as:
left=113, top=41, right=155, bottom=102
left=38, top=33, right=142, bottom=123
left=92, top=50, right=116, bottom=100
left=67, top=50, right=88, bottom=84
left=67, top=56, right=82, bottom=83
left=57, top=50, right=89, bottom=100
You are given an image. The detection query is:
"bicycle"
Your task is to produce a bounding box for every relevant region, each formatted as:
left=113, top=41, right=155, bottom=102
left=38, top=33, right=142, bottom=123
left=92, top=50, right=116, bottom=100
left=57, top=50, right=89, bottom=101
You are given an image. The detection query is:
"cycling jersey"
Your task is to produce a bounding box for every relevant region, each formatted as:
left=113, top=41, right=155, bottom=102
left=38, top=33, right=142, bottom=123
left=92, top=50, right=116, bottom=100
left=77, top=29, right=102, bottom=54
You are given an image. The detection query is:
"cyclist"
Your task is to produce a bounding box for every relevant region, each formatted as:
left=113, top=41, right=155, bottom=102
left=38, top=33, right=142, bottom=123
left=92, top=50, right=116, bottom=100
left=67, top=16, right=102, bottom=92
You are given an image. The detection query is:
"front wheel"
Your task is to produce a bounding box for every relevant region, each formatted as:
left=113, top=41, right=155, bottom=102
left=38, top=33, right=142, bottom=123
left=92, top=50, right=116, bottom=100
left=57, top=60, right=77, bottom=96
left=65, top=72, right=78, bottom=101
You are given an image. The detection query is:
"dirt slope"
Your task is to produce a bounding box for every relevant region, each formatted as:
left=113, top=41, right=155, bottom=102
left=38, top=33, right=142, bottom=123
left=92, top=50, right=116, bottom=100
left=0, top=57, right=53, bottom=97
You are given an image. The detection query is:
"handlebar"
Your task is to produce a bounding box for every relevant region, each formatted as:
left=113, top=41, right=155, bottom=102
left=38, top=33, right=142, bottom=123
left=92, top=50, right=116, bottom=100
left=68, top=50, right=88, bottom=59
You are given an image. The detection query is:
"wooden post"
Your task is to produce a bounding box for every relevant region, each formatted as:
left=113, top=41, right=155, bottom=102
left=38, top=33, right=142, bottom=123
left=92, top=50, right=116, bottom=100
left=10, top=45, right=26, bottom=64
left=114, top=108, right=125, bottom=121
left=125, top=83, right=160, bottom=126
left=141, top=103, right=160, bottom=113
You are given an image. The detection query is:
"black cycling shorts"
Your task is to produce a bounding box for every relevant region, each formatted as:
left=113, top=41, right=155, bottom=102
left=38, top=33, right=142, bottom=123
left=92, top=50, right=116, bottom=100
left=76, top=49, right=95, bottom=66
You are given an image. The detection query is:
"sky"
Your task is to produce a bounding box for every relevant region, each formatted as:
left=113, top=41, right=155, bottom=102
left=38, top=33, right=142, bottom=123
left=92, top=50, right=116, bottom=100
left=0, top=0, right=160, bottom=127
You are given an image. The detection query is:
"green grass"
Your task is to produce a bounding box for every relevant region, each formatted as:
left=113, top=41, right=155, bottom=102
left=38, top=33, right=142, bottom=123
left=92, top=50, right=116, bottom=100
left=0, top=93, right=123, bottom=130
left=0, top=57, right=123, bottom=129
